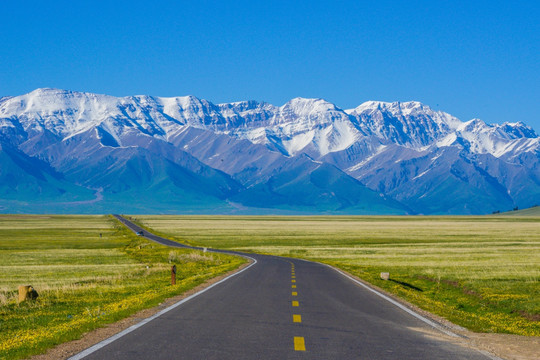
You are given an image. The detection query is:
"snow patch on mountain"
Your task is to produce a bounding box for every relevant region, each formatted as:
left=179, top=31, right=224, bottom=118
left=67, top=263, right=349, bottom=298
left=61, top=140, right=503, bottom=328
left=347, top=144, right=389, bottom=172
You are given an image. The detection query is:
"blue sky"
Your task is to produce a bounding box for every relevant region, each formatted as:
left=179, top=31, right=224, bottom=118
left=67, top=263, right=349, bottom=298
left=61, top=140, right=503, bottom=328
left=1, top=1, right=539, bottom=130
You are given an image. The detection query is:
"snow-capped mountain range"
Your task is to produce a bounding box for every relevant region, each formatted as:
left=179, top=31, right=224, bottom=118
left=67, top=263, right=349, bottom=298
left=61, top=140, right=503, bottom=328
left=1, top=88, right=538, bottom=214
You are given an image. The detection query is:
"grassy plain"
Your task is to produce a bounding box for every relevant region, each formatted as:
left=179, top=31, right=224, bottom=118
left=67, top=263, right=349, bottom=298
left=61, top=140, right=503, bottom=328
left=498, top=206, right=540, bottom=217
left=136, top=215, right=540, bottom=336
left=0, top=215, right=245, bottom=360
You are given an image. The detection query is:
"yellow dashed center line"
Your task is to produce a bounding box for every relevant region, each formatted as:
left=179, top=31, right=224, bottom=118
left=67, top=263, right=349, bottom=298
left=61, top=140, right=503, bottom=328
left=294, top=336, right=306, bottom=351
left=289, top=263, right=305, bottom=352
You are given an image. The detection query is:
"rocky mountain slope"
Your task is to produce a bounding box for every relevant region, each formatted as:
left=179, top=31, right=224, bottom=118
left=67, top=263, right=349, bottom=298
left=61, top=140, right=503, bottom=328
left=1, top=88, right=538, bottom=214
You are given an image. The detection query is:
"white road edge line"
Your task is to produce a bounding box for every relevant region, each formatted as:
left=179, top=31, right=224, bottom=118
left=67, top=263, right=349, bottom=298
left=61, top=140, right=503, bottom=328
left=325, top=263, right=460, bottom=338
left=328, top=263, right=506, bottom=358
left=68, top=255, right=257, bottom=360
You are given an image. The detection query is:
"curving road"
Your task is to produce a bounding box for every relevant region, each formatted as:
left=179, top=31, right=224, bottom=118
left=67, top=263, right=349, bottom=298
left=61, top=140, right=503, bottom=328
left=69, top=215, right=498, bottom=360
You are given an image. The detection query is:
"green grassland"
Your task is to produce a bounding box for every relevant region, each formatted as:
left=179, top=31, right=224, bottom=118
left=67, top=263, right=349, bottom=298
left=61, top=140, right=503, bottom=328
left=0, top=215, right=245, bottom=360
left=136, top=215, right=540, bottom=336
left=498, top=205, right=540, bottom=217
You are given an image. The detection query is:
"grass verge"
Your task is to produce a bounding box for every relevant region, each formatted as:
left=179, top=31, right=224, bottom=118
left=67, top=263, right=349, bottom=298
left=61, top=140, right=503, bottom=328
left=0, top=215, right=245, bottom=360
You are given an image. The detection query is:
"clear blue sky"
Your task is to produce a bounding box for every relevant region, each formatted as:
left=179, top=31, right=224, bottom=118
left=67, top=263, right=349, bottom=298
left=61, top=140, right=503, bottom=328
left=1, top=1, right=539, bottom=130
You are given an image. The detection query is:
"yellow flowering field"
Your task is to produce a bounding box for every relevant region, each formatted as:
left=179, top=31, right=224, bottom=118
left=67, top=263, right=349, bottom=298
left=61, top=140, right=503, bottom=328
left=0, top=215, right=245, bottom=360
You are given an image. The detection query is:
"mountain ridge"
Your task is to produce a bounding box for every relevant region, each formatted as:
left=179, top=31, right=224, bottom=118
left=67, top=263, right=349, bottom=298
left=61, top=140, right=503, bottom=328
left=1, top=88, right=538, bottom=214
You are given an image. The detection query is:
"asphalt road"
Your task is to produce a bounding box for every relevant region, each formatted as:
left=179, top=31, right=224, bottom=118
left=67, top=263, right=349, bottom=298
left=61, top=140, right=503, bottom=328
left=71, top=215, right=496, bottom=360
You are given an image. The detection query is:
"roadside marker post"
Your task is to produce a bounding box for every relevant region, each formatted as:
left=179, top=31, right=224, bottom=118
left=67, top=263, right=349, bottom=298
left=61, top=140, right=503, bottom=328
left=18, top=285, right=38, bottom=303
left=171, top=265, right=177, bottom=285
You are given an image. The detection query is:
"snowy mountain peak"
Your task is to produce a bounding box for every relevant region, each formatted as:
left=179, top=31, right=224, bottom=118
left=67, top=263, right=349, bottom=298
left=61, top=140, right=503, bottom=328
left=285, top=97, right=338, bottom=110
left=499, top=122, right=538, bottom=139
left=459, top=118, right=488, bottom=132
left=1, top=88, right=538, bottom=159
left=347, top=100, right=428, bottom=114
